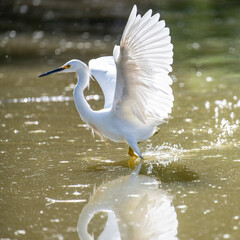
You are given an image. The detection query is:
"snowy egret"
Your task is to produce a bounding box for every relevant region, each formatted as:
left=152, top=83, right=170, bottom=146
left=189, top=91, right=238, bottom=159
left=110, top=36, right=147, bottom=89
left=39, top=5, right=174, bottom=160
left=77, top=163, right=178, bottom=240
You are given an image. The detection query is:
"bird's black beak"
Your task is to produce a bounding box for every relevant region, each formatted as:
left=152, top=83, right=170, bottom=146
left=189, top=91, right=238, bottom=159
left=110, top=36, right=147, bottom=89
left=38, top=67, right=65, bottom=77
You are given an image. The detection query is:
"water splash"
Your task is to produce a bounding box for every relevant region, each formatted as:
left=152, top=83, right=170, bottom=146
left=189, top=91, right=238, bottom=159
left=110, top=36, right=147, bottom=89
left=143, top=143, right=183, bottom=173
left=210, top=98, right=239, bottom=148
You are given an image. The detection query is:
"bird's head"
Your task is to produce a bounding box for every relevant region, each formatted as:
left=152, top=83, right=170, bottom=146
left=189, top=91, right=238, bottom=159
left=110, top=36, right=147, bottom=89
left=38, top=59, right=88, bottom=77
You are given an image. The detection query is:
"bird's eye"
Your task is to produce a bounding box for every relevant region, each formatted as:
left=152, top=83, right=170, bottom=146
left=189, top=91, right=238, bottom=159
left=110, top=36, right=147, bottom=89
left=65, top=64, right=71, bottom=69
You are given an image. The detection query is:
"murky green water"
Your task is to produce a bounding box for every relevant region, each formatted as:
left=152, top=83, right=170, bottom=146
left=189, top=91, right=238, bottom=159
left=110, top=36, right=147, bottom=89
left=1, top=1, right=240, bottom=240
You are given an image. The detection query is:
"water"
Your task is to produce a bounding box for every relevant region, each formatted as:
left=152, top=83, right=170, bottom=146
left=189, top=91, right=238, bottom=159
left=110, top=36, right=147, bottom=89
left=1, top=1, right=240, bottom=239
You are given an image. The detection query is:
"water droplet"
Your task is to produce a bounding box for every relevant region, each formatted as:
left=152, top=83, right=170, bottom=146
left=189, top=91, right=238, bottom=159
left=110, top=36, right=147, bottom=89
left=196, top=71, right=202, bottom=77
left=14, top=230, right=26, bottom=235
left=5, top=113, right=13, bottom=119
left=203, top=209, right=211, bottom=215
left=206, top=76, right=213, bottom=82
left=9, top=30, right=16, bottom=38
left=223, top=234, right=230, bottom=239
left=192, top=42, right=200, bottom=49
left=55, top=48, right=61, bottom=55
left=20, top=5, right=28, bottom=14
left=73, top=191, right=81, bottom=196
left=33, top=0, right=41, bottom=6
left=33, top=31, right=44, bottom=39
left=82, top=32, right=89, bottom=39
left=205, top=101, right=210, bottom=109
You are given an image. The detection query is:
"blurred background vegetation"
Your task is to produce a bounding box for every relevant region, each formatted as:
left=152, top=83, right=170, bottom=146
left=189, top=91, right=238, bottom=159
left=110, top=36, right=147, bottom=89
left=1, top=0, right=240, bottom=65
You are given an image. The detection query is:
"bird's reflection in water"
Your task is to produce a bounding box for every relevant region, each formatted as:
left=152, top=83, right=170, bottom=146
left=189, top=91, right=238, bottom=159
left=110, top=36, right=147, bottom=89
left=77, top=163, right=178, bottom=240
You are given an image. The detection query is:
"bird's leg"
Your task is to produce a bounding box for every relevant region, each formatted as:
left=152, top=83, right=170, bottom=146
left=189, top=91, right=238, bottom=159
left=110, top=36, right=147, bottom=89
left=126, top=138, right=143, bottom=159
left=153, top=127, right=160, bottom=136
left=103, top=138, right=109, bottom=147
left=128, top=146, right=141, bottom=169
left=128, top=146, right=138, bottom=158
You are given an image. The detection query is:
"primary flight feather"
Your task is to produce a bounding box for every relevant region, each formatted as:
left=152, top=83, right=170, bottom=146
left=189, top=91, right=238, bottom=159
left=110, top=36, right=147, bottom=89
left=39, top=5, right=174, bottom=159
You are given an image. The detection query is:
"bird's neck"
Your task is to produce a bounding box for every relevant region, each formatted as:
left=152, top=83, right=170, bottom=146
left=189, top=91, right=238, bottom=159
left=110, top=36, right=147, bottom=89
left=73, top=69, right=94, bottom=124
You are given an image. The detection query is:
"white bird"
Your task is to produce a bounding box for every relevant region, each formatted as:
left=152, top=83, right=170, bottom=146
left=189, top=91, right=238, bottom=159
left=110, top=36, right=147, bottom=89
left=39, top=5, right=174, bottom=159
left=77, top=163, right=178, bottom=240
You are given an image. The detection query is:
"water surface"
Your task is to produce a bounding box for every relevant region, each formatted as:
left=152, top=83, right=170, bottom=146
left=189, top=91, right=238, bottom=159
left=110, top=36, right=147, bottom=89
left=1, top=1, right=240, bottom=239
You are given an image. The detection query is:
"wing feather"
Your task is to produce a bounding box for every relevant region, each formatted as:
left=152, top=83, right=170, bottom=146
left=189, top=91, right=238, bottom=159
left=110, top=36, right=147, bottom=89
left=123, top=10, right=153, bottom=42
left=111, top=5, right=174, bottom=124
left=88, top=56, right=116, bottom=109
left=121, top=5, right=138, bottom=42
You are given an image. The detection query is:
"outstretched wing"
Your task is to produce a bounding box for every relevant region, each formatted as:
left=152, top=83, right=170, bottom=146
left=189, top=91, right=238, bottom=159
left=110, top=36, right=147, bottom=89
left=112, top=5, right=174, bottom=125
left=88, top=56, right=116, bottom=109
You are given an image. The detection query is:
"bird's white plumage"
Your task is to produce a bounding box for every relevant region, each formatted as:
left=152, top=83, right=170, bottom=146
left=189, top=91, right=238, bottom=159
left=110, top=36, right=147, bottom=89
left=88, top=56, right=116, bottom=109
left=77, top=164, right=178, bottom=240
left=112, top=5, right=174, bottom=124
left=39, top=5, right=174, bottom=158
left=88, top=5, right=174, bottom=125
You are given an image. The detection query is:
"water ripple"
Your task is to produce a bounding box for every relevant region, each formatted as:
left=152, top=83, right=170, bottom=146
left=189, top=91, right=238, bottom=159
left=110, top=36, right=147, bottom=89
left=0, top=95, right=101, bottom=104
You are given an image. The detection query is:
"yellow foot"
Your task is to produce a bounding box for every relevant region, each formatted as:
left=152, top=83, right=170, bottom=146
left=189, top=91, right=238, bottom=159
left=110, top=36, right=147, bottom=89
left=128, top=147, right=141, bottom=169
left=128, top=146, right=138, bottom=158
left=128, top=156, right=141, bottom=169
